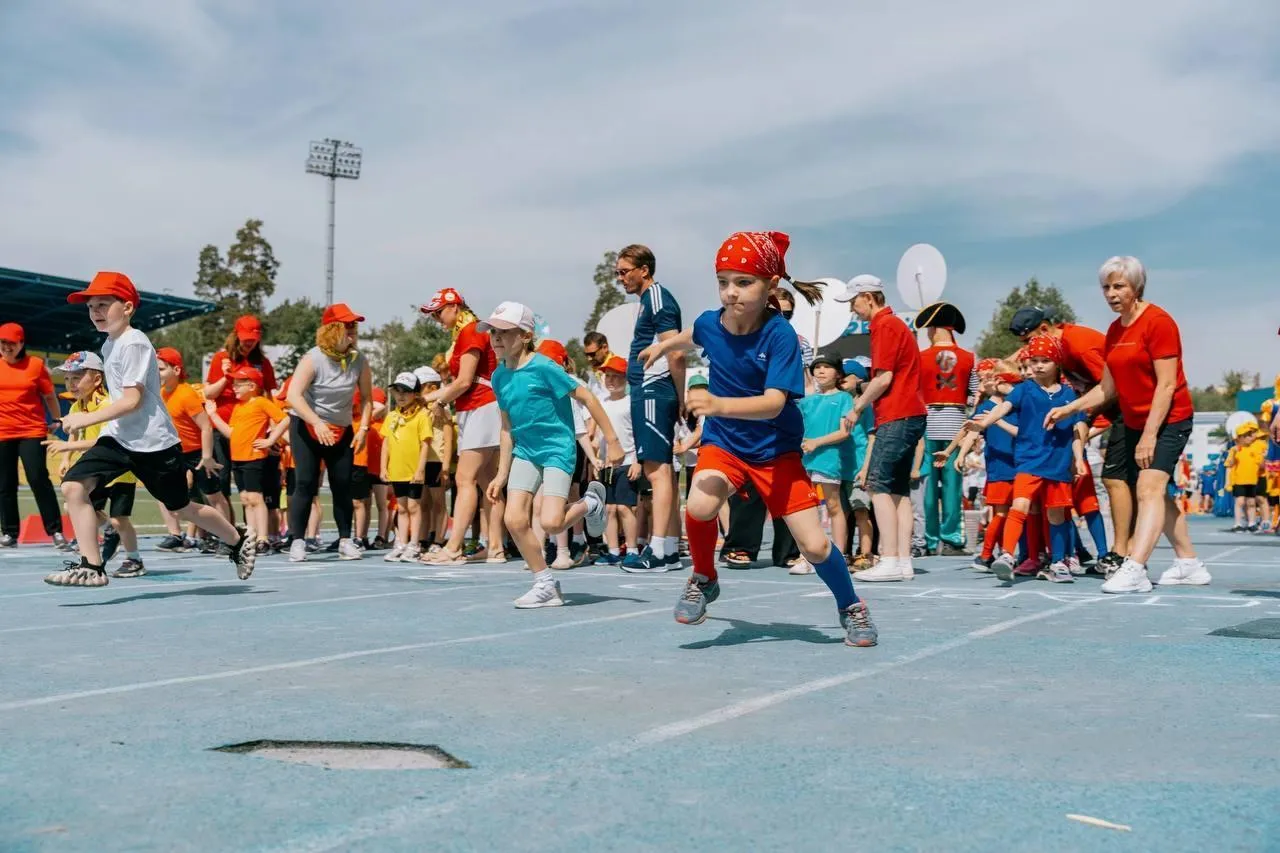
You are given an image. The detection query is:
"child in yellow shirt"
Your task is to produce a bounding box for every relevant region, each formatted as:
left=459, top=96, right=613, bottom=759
left=415, top=366, right=455, bottom=554
left=380, top=372, right=433, bottom=562
left=1226, top=425, right=1264, bottom=531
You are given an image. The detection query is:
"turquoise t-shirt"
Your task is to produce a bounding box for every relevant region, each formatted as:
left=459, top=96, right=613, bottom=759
left=848, top=407, right=874, bottom=479
left=797, top=391, right=855, bottom=481
left=491, top=353, right=581, bottom=474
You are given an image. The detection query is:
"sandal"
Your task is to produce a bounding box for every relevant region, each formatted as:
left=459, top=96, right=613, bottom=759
left=420, top=548, right=467, bottom=567
left=485, top=550, right=508, bottom=564
left=724, top=551, right=752, bottom=568
left=45, top=561, right=109, bottom=587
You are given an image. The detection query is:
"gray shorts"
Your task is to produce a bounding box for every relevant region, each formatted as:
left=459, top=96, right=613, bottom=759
left=866, top=415, right=926, bottom=497
left=509, top=457, right=572, bottom=499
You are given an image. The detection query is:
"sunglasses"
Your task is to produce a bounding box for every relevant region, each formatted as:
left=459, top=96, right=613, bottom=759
left=614, top=267, right=637, bottom=278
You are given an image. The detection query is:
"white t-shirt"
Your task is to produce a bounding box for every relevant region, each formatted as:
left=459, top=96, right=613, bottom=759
left=100, top=327, right=180, bottom=452
left=597, top=395, right=636, bottom=466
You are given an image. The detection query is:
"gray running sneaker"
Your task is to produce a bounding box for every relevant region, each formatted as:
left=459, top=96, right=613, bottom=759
left=155, top=534, right=186, bottom=552
left=583, top=481, right=607, bottom=538
left=673, top=573, right=720, bottom=625
left=840, top=601, right=878, bottom=647
left=111, top=558, right=146, bottom=578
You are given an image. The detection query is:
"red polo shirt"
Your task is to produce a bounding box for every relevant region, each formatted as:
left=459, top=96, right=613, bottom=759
left=1057, top=323, right=1106, bottom=390
left=870, top=307, right=926, bottom=425
left=1104, top=304, right=1194, bottom=430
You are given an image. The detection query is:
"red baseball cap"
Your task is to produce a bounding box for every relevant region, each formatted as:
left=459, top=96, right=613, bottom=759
left=0, top=323, right=23, bottom=343
left=601, top=355, right=627, bottom=374
left=68, top=271, right=140, bottom=308
left=321, top=303, right=365, bottom=325
left=155, top=347, right=185, bottom=376
left=234, top=315, right=263, bottom=345
left=420, top=288, right=464, bottom=315
left=537, top=339, right=568, bottom=366
left=229, top=365, right=264, bottom=385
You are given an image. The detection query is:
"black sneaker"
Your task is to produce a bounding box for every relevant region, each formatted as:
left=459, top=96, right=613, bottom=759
left=371, top=536, right=390, bottom=550
left=51, top=532, right=70, bottom=550
left=101, top=526, right=121, bottom=563
left=0, top=533, right=15, bottom=548
left=199, top=536, right=219, bottom=554
left=111, top=557, right=146, bottom=578
left=1096, top=551, right=1125, bottom=578
left=232, top=532, right=258, bottom=580
left=156, top=534, right=186, bottom=552
left=910, top=545, right=927, bottom=559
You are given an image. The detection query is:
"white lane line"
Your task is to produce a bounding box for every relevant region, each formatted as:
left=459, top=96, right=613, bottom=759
left=0, top=581, right=530, bottom=635
left=0, top=589, right=798, bottom=712
left=262, top=595, right=1109, bottom=853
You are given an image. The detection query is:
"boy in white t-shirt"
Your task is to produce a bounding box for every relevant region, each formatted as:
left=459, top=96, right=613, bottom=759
left=44, top=272, right=257, bottom=587
left=593, top=356, right=641, bottom=565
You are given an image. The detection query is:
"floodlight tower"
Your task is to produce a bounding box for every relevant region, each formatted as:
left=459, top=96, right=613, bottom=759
left=305, top=139, right=363, bottom=306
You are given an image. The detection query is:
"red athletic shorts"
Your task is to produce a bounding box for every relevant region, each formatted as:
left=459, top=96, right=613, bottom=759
left=1012, top=472, right=1073, bottom=509
left=694, top=446, right=820, bottom=519
left=1072, top=466, right=1100, bottom=514
left=984, top=480, right=1013, bottom=506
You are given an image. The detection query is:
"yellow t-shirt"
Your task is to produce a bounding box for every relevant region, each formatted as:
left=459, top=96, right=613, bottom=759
left=379, top=407, right=433, bottom=483
left=72, top=393, right=137, bottom=485
left=1231, top=441, right=1264, bottom=486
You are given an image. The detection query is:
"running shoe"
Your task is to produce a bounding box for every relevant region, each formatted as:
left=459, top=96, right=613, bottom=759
left=45, top=558, right=108, bottom=587
left=840, top=601, right=878, bottom=647
left=592, top=552, right=621, bottom=566
left=111, top=558, right=146, bottom=578
left=155, top=534, right=186, bottom=552
left=939, top=542, right=972, bottom=557
left=788, top=558, right=814, bottom=575
left=1155, top=558, right=1211, bottom=586
left=991, top=553, right=1016, bottom=582
left=384, top=544, right=406, bottom=563
left=583, top=481, right=607, bottom=538
left=1012, top=557, right=1040, bottom=577
left=100, top=526, right=121, bottom=563
left=673, top=574, right=720, bottom=625
left=51, top=532, right=69, bottom=550
left=337, top=539, right=363, bottom=561
left=0, top=533, right=16, bottom=548
left=1037, top=561, right=1074, bottom=583
left=288, top=538, right=308, bottom=563
left=971, top=554, right=994, bottom=573
left=620, top=546, right=666, bottom=573
left=1064, top=556, right=1085, bottom=576
left=1100, top=559, right=1153, bottom=594
left=514, top=579, right=563, bottom=609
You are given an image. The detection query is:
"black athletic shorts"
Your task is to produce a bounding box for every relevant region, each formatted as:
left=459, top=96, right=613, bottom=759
left=65, top=437, right=191, bottom=512
left=179, top=450, right=208, bottom=504
left=1268, top=493, right=1279, bottom=507
left=1100, top=420, right=1129, bottom=481
left=262, top=454, right=282, bottom=510
left=90, top=481, right=137, bottom=518
left=391, top=481, right=423, bottom=500
left=1120, top=419, right=1193, bottom=485
left=351, top=466, right=372, bottom=501
left=233, top=459, right=271, bottom=494
left=424, top=461, right=443, bottom=489
left=602, top=465, right=639, bottom=508
left=1233, top=484, right=1259, bottom=499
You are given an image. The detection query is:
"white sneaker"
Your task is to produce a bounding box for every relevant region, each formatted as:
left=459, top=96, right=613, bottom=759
left=1156, top=558, right=1211, bottom=586
left=1065, top=556, right=1085, bottom=576
left=288, top=538, right=308, bottom=563
left=337, top=539, right=363, bottom=561
left=514, top=580, right=564, bottom=609
left=398, top=544, right=421, bottom=563
left=853, top=557, right=912, bottom=582
left=1101, top=559, right=1153, bottom=594
left=788, top=558, right=814, bottom=575
left=384, top=544, right=406, bottom=563
left=583, top=481, right=607, bottom=538
left=899, top=558, right=915, bottom=580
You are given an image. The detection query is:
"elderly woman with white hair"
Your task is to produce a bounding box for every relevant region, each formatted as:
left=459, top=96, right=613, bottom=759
left=1046, top=256, right=1208, bottom=592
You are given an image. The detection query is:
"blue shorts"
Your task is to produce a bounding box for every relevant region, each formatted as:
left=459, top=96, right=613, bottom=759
left=603, top=466, right=640, bottom=507
left=631, top=380, right=678, bottom=464
left=867, top=415, right=926, bottom=497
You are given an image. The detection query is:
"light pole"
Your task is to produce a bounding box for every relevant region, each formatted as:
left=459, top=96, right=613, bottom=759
left=305, top=138, right=363, bottom=306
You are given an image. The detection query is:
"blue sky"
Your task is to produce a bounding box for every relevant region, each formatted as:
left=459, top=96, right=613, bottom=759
left=1, top=0, right=1278, bottom=386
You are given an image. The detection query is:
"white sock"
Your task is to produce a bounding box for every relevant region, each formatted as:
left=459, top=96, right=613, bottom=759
left=878, top=556, right=898, bottom=571
left=581, top=490, right=602, bottom=514
left=533, top=569, right=553, bottom=585
left=650, top=538, right=667, bottom=559
left=664, top=536, right=679, bottom=554
left=609, top=547, right=620, bottom=556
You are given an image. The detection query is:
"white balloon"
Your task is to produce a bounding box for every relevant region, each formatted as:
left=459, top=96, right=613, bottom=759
left=896, top=243, right=947, bottom=310
left=593, top=302, right=641, bottom=359
left=788, top=278, right=855, bottom=347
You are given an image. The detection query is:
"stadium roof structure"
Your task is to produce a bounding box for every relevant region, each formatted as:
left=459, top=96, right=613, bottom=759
left=0, top=267, right=216, bottom=355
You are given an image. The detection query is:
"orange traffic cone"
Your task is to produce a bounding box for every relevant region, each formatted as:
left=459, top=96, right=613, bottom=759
left=17, top=514, right=73, bottom=544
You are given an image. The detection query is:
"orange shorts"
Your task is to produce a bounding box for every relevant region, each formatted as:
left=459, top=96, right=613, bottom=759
left=1012, top=473, right=1074, bottom=509
left=695, top=445, right=820, bottom=519
left=984, top=480, right=1013, bottom=506
left=1073, top=466, right=1100, bottom=515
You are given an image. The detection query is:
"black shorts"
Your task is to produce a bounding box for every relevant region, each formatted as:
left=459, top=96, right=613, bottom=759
left=572, top=444, right=588, bottom=487
left=90, top=481, right=137, bottom=518
left=351, top=466, right=372, bottom=501
left=1101, top=421, right=1128, bottom=481
left=424, top=461, right=443, bottom=489
left=180, top=450, right=208, bottom=504
left=1120, top=419, right=1193, bottom=485
left=1268, top=494, right=1279, bottom=507
left=233, top=459, right=271, bottom=495
left=209, top=432, right=233, bottom=497
left=65, top=437, right=191, bottom=512
left=391, top=481, right=424, bottom=500
left=602, top=465, right=639, bottom=508
left=1233, top=484, right=1259, bottom=499
left=262, top=454, right=282, bottom=510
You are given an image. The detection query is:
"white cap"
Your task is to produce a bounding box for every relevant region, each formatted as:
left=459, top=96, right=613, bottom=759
left=833, top=274, right=884, bottom=303
left=476, top=301, right=535, bottom=333
left=413, top=365, right=441, bottom=385
left=52, top=351, right=105, bottom=372
left=390, top=371, right=421, bottom=391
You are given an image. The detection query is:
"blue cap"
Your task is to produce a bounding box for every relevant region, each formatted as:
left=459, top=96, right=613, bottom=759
left=842, top=356, right=871, bottom=381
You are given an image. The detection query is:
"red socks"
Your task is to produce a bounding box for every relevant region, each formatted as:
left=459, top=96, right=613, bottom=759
left=685, top=511, right=719, bottom=583
left=982, top=513, right=1005, bottom=560
left=1001, top=509, right=1027, bottom=556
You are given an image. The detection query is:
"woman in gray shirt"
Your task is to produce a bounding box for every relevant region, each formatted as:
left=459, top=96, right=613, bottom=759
left=285, top=303, right=372, bottom=562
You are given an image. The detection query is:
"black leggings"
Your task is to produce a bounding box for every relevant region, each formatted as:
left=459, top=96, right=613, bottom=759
left=0, top=437, right=63, bottom=537
left=288, top=419, right=355, bottom=540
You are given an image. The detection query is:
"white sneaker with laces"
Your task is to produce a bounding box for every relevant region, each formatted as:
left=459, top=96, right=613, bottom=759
left=1065, top=556, right=1085, bottom=576
left=514, top=580, right=564, bottom=609
left=288, top=538, right=308, bottom=563
left=1101, top=558, right=1153, bottom=594
left=337, top=539, right=363, bottom=561
left=398, top=544, right=421, bottom=563
left=788, top=558, right=814, bottom=575
left=853, top=557, right=912, bottom=582
left=384, top=544, right=406, bottom=563
left=1156, top=558, right=1211, bottom=586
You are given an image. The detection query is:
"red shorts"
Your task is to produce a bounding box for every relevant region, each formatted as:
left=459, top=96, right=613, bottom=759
left=695, top=446, right=820, bottom=519
left=1073, top=466, right=1100, bottom=515
left=1012, top=472, right=1074, bottom=509
left=984, top=480, right=1013, bottom=506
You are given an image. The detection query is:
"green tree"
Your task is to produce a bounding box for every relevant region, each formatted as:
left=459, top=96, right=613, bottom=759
left=583, top=250, right=624, bottom=335
left=262, top=299, right=324, bottom=375
left=224, top=219, right=279, bottom=315
left=1190, top=369, right=1263, bottom=413
left=565, top=337, right=589, bottom=378
left=975, top=277, right=1079, bottom=358
left=366, top=316, right=453, bottom=387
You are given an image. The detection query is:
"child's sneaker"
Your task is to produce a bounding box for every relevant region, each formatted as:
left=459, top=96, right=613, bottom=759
left=384, top=544, right=406, bottom=563
left=583, top=481, right=607, bottom=538
left=991, top=553, right=1016, bottom=582
left=51, top=532, right=69, bottom=550
left=100, top=526, right=121, bottom=563
left=289, top=538, right=308, bottom=563
left=788, top=558, right=814, bottom=575
left=45, top=558, right=108, bottom=587
left=673, top=574, right=720, bottom=625
left=514, top=579, right=563, bottom=609
left=593, top=552, right=621, bottom=566
left=155, top=534, right=185, bottom=552
left=1100, top=558, right=1153, bottom=594
left=1012, top=557, right=1040, bottom=577
left=337, top=539, right=363, bottom=561
left=1037, top=561, right=1074, bottom=583
left=232, top=530, right=258, bottom=580
left=1064, top=556, right=1085, bottom=576
left=0, top=533, right=16, bottom=548
left=971, top=554, right=994, bottom=573
left=1155, top=558, right=1211, bottom=586
left=111, top=558, right=146, bottom=578
left=398, top=544, right=422, bottom=563
left=840, top=601, right=878, bottom=647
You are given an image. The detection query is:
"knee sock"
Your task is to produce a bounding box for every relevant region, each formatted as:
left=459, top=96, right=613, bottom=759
left=1050, top=521, right=1072, bottom=563
left=1026, top=513, right=1044, bottom=562
left=812, top=541, right=858, bottom=610
left=1040, top=513, right=1051, bottom=557
left=1001, top=509, right=1028, bottom=556
left=686, top=512, right=719, bottom=583
left=982, top=514, right=1005, bottom=560
left=1083, top=510, right=1108, bottom=555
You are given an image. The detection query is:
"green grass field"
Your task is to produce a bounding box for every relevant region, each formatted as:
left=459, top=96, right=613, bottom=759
left=16, top=490, right=337, bottom=533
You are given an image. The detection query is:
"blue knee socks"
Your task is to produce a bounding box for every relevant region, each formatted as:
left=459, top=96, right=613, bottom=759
left=1050, top=521, right=1072, bottom=564
left=1084, top=511, right=1108, bottom=555
left=813, top=541, right=858, bottom=610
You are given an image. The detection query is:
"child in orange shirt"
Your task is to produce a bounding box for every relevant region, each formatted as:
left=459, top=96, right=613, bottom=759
left=353, top=386, right=389, bottom=549
left=205, top=365, right=289, bottom=548
left=156, top=347, right=219, bottom=551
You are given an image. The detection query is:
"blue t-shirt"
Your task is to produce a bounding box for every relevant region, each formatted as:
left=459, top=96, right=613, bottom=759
left=628, top=283, right=682, bottom=388
left=798, top=391, right=854, bottom=480
left=976, top=397, right=1017, bottom=483
left=1003, top=381, right=1081, bottom=482
left=693, top=309, right=806, bottom=464
left=491, top=353, right=581, bottom=474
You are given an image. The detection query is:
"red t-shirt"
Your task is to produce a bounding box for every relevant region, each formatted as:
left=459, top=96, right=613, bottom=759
left=918, top=343, right=974, bottom=407
left=0, top=356, right=55, bottom=441
left=449, top=321, right=497, bottom=412
left=1104, top=304, right=1194, bottom=430
left=1058, top=324, right=1106, bottom=390
left=205, top=350, right=277, bottom=422
left=870, top=308, right=926, bottom=425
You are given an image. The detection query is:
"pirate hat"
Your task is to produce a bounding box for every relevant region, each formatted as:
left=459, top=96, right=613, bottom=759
left=916, top=301, right=966, bottom=334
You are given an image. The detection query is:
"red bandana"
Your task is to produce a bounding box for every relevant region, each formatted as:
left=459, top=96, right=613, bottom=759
left=976, top=358, right=999, bottom=373
left=1023, top=334, right=1063, bottom=364
left=716, top=231, right=790, bottom=280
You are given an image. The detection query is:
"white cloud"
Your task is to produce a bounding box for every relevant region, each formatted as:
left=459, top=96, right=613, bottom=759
left=1, top=0, right=1278, bottom=381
